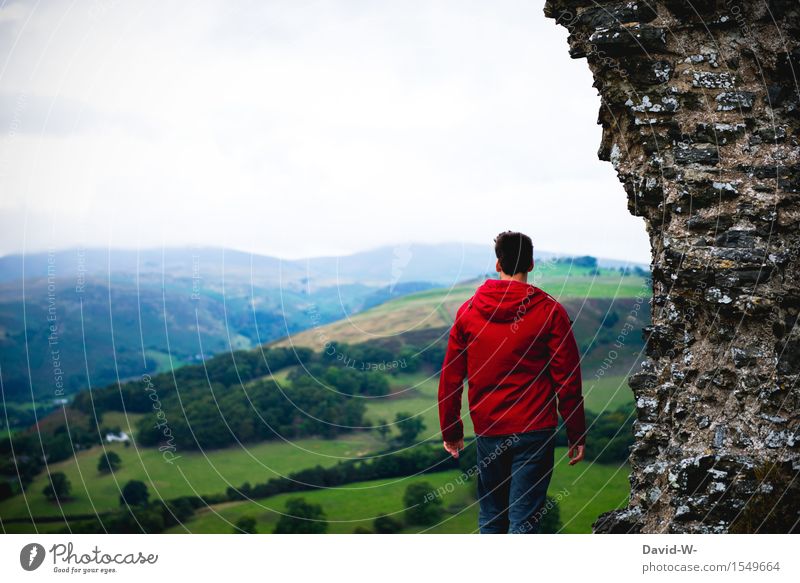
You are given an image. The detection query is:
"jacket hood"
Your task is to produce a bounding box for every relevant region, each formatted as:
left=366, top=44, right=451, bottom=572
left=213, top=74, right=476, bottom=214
left=470, top=279, right=545, bottom=323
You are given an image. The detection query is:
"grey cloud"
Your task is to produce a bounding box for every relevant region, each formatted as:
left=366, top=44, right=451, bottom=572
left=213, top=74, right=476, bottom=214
left=0, top=92, right=160, bottom=137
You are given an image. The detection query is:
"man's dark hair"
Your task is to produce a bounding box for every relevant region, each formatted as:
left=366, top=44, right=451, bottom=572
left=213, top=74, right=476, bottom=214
left=494, top=231, right=533, bottom=275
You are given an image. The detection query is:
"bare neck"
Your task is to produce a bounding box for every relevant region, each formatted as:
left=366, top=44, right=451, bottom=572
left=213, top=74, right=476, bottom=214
left=499, top=272, right=528, bottom=284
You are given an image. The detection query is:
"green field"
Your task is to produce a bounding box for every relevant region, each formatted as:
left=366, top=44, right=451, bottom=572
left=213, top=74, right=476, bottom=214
left=165, top=446, right=629, bottom=534
left=0, top=430, right=382, bottom=522
left=166, top=470, right=475, bottom=534
left=0, top=365, right=634, bottom=530
left=1, top=262, right=641, bottom=535
left=536, top=275, right=647, bottom=301
left=364, top=371, right=633, bottom=444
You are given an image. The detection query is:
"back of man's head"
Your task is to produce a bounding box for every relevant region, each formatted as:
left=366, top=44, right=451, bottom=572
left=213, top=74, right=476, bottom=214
left=494, top=231, right=533, bottom=276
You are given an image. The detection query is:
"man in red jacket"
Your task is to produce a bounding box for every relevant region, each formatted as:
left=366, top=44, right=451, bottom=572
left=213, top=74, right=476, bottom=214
left=438, top=231, right=586, bottom=534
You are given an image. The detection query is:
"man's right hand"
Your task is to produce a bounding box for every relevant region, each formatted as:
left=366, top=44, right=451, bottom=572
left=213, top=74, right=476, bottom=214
left=568, top=443, right=585, bottom=465
left=443, top=438, right=464, bottom=459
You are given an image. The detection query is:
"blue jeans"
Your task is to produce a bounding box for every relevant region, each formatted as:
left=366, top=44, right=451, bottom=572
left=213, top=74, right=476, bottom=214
left=475, top=428, right=555, bottom=534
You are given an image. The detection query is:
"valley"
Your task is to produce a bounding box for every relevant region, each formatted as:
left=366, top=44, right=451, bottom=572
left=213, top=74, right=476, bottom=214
left=0, top=248, right=649, bottom=534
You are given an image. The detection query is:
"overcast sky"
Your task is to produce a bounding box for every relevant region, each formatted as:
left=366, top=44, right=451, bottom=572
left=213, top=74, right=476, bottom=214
left=0, top=0, right=651, bottom=263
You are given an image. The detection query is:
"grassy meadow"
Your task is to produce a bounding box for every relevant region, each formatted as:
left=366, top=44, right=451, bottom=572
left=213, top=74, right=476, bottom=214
left=164, top=445, right=629, bottom=534
left=1, top=261, right=645, bottom=534
left=0, top=369, right=632, bottom=533
left=0, top=426, right=382, bottom=522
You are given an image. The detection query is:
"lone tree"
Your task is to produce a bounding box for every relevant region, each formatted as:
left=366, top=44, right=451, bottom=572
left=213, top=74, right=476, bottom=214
left=120, top=480, right=149, bottom=507
left=43, top=472, right=71, bottom=502
left=273, top=497, right=328, bottom=534
left=403, top=481, right=442, bottom=526
left=234, top=516, right=257, bottom=534
left=393, top=412, right=425, bottom=447
left=97, top=451, right=122, bottom=474
left=375, top=418, right=390, bottom=442
left=373, top=513, right=404, bottom=534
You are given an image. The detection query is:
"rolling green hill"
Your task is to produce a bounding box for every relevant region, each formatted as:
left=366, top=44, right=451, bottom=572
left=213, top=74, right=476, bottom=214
left=275, top=261, right=650, bottom=380
left=1, top=255, right=648, bottom=534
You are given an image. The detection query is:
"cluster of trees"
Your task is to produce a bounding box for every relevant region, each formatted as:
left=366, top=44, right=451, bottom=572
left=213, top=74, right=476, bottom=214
left=0, top=422, right=101, bottom=497
left=0, top=339, right=446, bottom=498
left=84, top=340, right=447, bottom=452
left=549, top=256, right=650, bottom=279
left=67, top=488, right=205, bottom=534
left=583, top=407, right=634, bottom=464
left=134, top=377, right=365, bottom=450
left=0, top=346, right=318, bottom=495
left=619, top=266, right=650, bottom=277
left=318, top=340, right=448, bottom=376
left=0, top=403, right=54, bottom=435
left=555, top=256, right=598, bottom=269
left=375, top=412, right=426, bottom=447
left=70, top=346, right=314, bottom=416
left=42, top=473, right=149, bottom=508
left=273, top=498, right=328, bottom=534
left=289, top=363, right=390, bottom=396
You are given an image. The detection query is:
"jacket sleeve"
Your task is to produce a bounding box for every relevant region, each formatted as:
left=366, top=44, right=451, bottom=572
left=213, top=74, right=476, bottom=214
left=438, top=308, right=468, bottom=442
left=546, top=304, right=586, bottom=446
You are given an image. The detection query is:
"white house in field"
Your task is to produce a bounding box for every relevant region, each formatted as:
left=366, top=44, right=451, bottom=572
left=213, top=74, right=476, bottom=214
left=105, top=431, right=130, bottom=443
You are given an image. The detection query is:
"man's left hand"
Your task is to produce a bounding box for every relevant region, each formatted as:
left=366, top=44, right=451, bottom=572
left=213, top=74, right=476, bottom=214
left=568, top=444, right=585, bottom=465
left=443, top=439, right=464, bottom=459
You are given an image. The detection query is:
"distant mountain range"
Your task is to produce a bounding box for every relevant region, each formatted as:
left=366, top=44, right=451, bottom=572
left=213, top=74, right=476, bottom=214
left=0, top=244, right=648, bottom=410
left=0, top=243, right=648, bottom=287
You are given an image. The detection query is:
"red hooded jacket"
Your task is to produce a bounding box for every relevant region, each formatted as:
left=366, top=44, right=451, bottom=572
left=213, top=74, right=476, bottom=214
left=438, top=279, right=586, bottom=445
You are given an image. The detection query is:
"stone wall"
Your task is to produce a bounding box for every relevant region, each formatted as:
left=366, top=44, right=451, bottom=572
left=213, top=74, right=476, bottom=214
left=543, top=0, right=800, bottom=533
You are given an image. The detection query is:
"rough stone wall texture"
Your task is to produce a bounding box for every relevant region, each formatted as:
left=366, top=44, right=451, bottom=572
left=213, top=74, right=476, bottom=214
left=544, top=1, right=800, bottom=533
